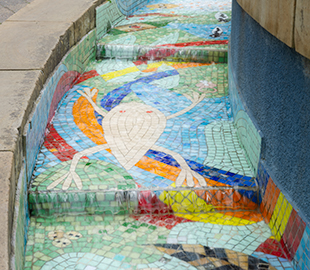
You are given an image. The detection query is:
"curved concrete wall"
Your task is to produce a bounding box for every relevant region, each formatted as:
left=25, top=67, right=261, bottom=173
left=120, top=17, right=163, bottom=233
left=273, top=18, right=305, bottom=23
left=236, top=0, right=310, bottom=61
left=0, top=0, right=155, bottom=268
left=230, top=0, right=310, bottom=228
left=230, top=2, right=310, bottom=267
left=0, top=0, right=107, bottom=269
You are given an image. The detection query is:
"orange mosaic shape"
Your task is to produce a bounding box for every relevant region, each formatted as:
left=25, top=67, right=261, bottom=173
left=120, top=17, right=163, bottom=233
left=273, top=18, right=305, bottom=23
left=73, top=90, right=107, bottom=145
left=72, top=88, right=258, bottom=210
left=218, top=211, right=263, bottom=223
left=171, top=62, right=212, bottom=69
left=136, top=155, right=221, bottom=187
left=136, top=156, right=181, bottom=181
left=142, top=67, right=159, bottom=73
left=196, top=189, right=258, bottom=211
left=260, top=177, right=280, bottom=224
left=147, top=3, right=180, bottom=9
left=136, top=156, right=258, bottom=210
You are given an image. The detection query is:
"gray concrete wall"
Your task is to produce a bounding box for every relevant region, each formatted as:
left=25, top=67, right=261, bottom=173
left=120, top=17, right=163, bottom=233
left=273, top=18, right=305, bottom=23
left=230, top=0, right=310, bottom=223
left=0, top=0, right=106, bottom=269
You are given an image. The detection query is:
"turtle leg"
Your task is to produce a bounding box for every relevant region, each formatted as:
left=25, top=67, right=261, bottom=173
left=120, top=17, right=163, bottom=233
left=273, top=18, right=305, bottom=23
left=77, top=87, right=107, bottom=117
left=151, top=145, right=207, bottom=187
left=47, top=144, right=110, bottom=190
left=167, top=92, right=205, bottom=120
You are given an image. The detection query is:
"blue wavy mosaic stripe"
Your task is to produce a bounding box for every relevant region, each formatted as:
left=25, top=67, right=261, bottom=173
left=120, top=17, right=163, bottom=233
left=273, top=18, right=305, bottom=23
left=146, top=149, right=256, bottom=186
left=100, top=69, right=179, bottom=111
left=97, top=69, right=230, bottom=163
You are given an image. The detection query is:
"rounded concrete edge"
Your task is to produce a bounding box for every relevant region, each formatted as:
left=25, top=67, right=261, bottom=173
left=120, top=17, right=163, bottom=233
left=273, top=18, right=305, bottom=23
left=236, top=0, right=310, bottom=60
left=0, top=0, right=106, bottom=269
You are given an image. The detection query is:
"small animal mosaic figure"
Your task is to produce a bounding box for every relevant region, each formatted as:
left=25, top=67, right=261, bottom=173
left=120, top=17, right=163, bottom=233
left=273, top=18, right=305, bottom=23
left=215, top=12, right=230, bottom=22
left=47, top=230, right=82, bottom=248
left=196, top=80, right=217, bottom=94
left=210, top=27, right=223, bottom=38
left=47, top=88, right=207, bottom=190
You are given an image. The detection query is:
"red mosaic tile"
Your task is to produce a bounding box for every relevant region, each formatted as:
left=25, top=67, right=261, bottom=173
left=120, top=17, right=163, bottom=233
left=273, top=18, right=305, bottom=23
left=44, top=124, right=88, bottom=162
left=260, top=178, right=280, bottom=223
left=136, top=190, right=172, bottom=215
left=48, top=71, right=80, bottom=123
left=129, top=13, right=188, bottom=18
left=158, top=40, right=229, bottom=47
left=75, top=70, right=99, bottom=85
left=280, top=209, right=306, bottom=260
left=134, top=60, right=148, bottom=66
left=138, top=48, right=177, bottom=62
left=131, top=214, right=191, bottom=230
left=256, top=238, right=288, bottom=259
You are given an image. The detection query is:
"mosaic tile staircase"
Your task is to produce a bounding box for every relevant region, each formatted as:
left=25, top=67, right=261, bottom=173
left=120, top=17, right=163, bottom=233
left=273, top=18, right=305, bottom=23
left=97, top=43, right=228, bottom=63
left=28, top=55, right=258, bottom=218
left=96, top=1, right=230, bottom=63
left=24, top=1, right=296, bottom=269
left=25, top=214, right=283, bottom=270
left=27, top=59, right=258, bottom=218
left=28, top=166, right=259, bottom=217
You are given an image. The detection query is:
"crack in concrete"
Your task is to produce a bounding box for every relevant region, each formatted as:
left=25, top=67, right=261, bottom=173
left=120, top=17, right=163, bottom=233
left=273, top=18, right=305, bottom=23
left=0, top=3, right=15, bottom=14
left=0, top=68, right=41, bottom=71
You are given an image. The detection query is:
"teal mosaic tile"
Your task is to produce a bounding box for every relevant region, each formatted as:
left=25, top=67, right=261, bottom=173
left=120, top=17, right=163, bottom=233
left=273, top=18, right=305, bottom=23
left=96, top=0, right=231, bottom=62
left=24, top=214, right=290, bottom=269
left=20, top=0, right=301, bottom=269
left=228, top=63, right=262, bottom=176
left=204, top=121, right=254, bottom=176
left=96, top=0, right=125, bottom=40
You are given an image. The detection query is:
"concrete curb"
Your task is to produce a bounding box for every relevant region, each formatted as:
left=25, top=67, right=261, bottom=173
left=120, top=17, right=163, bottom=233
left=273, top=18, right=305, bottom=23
left=0, top=0, right=106, bottom=268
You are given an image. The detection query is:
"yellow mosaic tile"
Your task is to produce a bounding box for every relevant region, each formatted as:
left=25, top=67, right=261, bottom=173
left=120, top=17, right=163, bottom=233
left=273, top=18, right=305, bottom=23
left=101, top=66, right=140, bottom=81
left=269, top=192, right=293, bottom=241
left=159, top=184, right=214, bottom=213
left=175, top=212, right=256, bottom=226
left=146, top=61, right=179, bottom=69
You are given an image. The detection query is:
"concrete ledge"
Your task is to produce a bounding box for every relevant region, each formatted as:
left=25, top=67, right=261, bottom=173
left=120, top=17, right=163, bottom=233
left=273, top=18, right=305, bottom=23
left=0, top=152, right=14, bottom=270
left=236, top=0, right=295, bottom=48
left=236, top=0, right=310, bottom=60
left=0, top=0, right=105, bottom=268
left=295, top=0, right=310, bottom=60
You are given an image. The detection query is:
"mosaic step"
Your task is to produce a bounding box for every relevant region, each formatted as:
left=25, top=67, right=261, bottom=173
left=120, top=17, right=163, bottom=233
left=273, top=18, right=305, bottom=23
left=96, top=43, right=228, bottom=63
left=23, top=0, right=297, bottom=269
left=29, top=59, right=258, bottom=217
left=24, top=213, right=293, bottom=270
left=96, top=0, right=230, bottom=62
left=29, top=185, right=258, bottom=217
